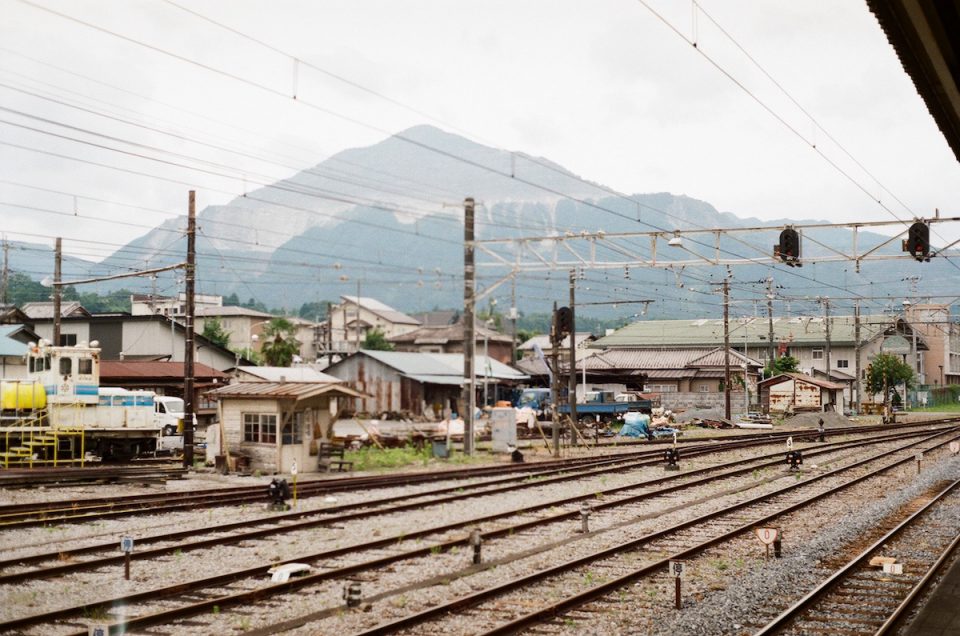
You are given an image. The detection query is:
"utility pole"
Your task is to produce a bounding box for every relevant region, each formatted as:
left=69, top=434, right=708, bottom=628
left=822, top=297, right=832, bottom=382
left=1, top=239, right=8, bottom=305
left=511, top=275, right=517, bottom=364
left=568, top=270, right=578, bottom=427
left=551, top=301, right=560, bottom=457
left=462, top=197, right=476, bottom=455
left=53, top=237, right=62, bottom=346
left=766, top=277, right=775, bottom=364
left=723, top=278, right=731, bottom=421
left=854, top=301, right=862, bottom=413
left=183, top=191, right=196, bottom=468
left=326, top=301, right=334, bottom=365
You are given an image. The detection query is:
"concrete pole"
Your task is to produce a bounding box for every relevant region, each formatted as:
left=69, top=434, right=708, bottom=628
left=568, top=270, right=578, bottom=425
left=462, top=197, right=475, bottom=455
left=723, top=278, right=731, bottom=421
left=183, top=191, right=196, bottom=467
left=855, top=301, right=862, bottom=413
left=53, top=237, right=62, bottom=346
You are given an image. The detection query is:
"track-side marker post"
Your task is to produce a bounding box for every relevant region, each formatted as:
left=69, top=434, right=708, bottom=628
left=470, top=528, right=482, bottom=564
left=669, top=560, right=685, bottom=609
left=120, top=536, right=134, bottom=580
left=579, top=502, right=591, bottom=533
left=755, top=527, right=779, bottom=560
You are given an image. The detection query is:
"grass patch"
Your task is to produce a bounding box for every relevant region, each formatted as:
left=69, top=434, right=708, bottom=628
left=345, top=444, right=491, bottom=471
left=909, top=402, right=960, bottom=413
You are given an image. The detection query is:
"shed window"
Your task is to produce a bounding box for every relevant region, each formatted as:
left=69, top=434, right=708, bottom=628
left=837, top=359, right=849, bottom=369
left=59, top=357, right=72, bottom=376
left=78, top=359, right=93, bottom=375
left=282, top=412, right=303, bottom=445
left=698, top=384, right=710, bottom=393
left=243, top=413, right=277, bottom=444
left=812, top=348, right=823, bottom=360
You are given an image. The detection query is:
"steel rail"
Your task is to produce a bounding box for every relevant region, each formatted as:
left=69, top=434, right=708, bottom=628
left=355, top=431, right=960, bottom=635
left=0, top=425, right=866, bottom=583
left=0, top=426, right=852, bottom=528
left=753, top=478, right=960, bottom=635
left=4, top=428, right=939, bottom=633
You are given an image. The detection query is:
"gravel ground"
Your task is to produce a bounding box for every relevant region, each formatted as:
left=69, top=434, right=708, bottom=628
left=165, top=435, right=939, bottom=635
left=0, top=425, right=948, bottom=635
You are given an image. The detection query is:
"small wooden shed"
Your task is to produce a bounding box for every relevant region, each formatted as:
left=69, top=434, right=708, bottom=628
left=206, top=381, right=367, bottom=474
left=758, top=372, right=846, bottom=414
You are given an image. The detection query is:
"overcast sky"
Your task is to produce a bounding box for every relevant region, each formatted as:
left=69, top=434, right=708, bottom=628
left=1, top=0, right=958, bottom=262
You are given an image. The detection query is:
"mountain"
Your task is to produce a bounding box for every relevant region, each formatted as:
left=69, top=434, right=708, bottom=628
left=10, top=126, right=955, bottom=318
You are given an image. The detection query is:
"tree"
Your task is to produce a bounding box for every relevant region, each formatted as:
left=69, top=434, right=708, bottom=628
left=866, top=353, right=914, bottom=414
left=201, top=317, right=231, bottom=349
left=763, top=355, right=799, bottom=379
left=361, top=327, right=394, bottom=351
left=298, top=301, right=330, bottom=321
left=260, top=317, right=301, bottom=367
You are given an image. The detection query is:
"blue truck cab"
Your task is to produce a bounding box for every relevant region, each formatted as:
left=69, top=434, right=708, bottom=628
left=517, top=388, right=553, bottom=418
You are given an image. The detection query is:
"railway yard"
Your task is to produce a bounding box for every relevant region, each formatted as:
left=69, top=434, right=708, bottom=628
left=2, top=418, right=960, bottom=636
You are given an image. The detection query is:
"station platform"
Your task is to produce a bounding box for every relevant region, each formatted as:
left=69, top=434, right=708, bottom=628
left=904, top=552, right=960, bottom=635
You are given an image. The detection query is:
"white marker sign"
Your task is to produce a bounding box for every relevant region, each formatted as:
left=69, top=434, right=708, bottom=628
left=120, top=536, right=134, bottom=553
left=786, top=436, right=793, bottom=449
left=755, top=527, right=779, bottom=546
left=89, top=625, right=109, bottom=636
left=291, top=460, right=298, bottom=476
left=669, top=560, right=686, bottom=578
left=950, top=442, right=960, bottom=455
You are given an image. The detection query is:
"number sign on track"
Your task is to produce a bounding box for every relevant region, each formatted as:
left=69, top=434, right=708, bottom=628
left=755, top=527, right=778, bottom=545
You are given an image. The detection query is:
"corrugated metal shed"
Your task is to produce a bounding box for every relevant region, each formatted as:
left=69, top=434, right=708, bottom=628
left=758, top=372, right=846, bottom=391
left=207, top=382, right=367, bottom=400
left=0, top=325, right=38, bottom=356
left=340, top=296, right=421, bottom=325
left=237, top=366, right=340, bottom=383
left=356, top=350, right=527, bottom=381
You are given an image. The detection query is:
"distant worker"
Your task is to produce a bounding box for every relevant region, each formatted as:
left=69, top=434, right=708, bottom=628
left=817, top=418, right=825, bottom=443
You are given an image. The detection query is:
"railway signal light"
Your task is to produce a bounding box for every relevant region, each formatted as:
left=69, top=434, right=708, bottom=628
left=786, top=450, right=802, bottom=471
left=554, top=306, right=574, bottom=337
left=343, top=581, right=362, bottom=608
left=903, top=221, right=930, bottom=261
left=267, top=478, right=291, bottom=511
left=774, top=228, right=802, bottom=267
left=664, top=447, right=680, bottom=471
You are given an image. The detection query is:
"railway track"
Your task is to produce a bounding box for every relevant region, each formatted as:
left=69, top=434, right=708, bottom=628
left=2, top=425, right=955, bottom=635
left=0, top=426, right=858, bottom=529
left=346, top=431, right=960, bottom=636
left=0, top=426, right=921, bottom=587
left=753, top=478, right=960, bottom=636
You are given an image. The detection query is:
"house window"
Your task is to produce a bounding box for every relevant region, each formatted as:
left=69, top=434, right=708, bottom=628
left=837, top=359, right=849, bottom=369
left=645, top=384, right=678, bottom=393
left=812, top=348, right=823, bottom=360
left=243, top=413, right=277, bottom=444
left=282, top=412, right=303, bottom=445
left=59, top=334, right=78, bottom=346
left=698, top=384, right=710, bottom=393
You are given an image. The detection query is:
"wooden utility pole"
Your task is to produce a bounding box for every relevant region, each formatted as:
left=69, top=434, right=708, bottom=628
left=462, top=197, right=476, bottom=455
left=766, top=277, right=775, bottom=364
left=854, top=301, right=862, bottom=413
left=568, top=270, right=578, bottom=427
left=723, top=278, right=731, bottom=421
left=183, top=191, right=196, bottom=468
left=53, top=237, right=62, bottom=346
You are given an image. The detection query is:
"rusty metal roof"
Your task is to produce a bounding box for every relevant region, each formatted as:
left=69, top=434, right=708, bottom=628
left=100, top=360, right=228, bottom=380
left=206, top=381, right=368, bottom=401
